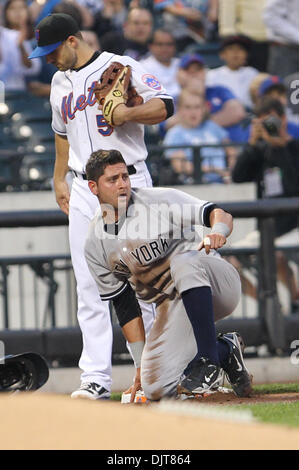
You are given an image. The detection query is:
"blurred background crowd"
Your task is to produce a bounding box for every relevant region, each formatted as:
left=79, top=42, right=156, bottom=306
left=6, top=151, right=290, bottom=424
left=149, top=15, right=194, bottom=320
left=0, top=0, right=299, bottom=192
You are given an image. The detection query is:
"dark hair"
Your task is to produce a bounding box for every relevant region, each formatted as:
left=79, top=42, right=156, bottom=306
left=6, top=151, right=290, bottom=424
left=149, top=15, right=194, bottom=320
left=86, top=149, right=126, bottom=181
left=4, top=0, right=34, bottom=39
left=149, top=28, right=175, bottom=45
left=53, top=1, right=83, bottom=30
left=263, top=83, right=287, bottom=96
left=255, top=98, right=285, bottom=118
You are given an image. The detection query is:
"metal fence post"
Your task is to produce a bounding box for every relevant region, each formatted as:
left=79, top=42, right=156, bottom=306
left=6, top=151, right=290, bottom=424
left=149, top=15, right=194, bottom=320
left=259, top=217, right=286, bottom=353
left=193, top=146, right=202, bottom=184
left=1, top=264, right=9, bottom=329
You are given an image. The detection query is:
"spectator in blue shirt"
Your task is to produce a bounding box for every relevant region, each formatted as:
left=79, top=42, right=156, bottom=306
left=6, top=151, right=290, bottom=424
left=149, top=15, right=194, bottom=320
left=163, top=89, right=236, bottom=184
left=241, top=77, right=299, bottom=141
left=163, top=53, right=247, bottom=142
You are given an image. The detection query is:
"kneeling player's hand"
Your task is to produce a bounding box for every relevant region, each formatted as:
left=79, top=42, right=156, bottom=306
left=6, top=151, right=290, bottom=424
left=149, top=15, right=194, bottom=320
left=198, top=234, right=226, bottom=254
left=123, top=367, right=142, bottom=403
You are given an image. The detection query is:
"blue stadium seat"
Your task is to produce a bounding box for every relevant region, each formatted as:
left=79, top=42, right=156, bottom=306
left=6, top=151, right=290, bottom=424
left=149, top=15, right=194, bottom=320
left=11, top=118, right=54, bottom=144
left=5, top=92, right=51, bottom=121
left=0, top=149, right=24, bottom=190
left=20, top=152, right=55, bottom=190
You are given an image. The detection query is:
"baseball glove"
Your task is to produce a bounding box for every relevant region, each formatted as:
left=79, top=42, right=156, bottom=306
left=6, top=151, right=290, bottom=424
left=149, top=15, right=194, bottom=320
left=94, top=62, right=143, bottom=126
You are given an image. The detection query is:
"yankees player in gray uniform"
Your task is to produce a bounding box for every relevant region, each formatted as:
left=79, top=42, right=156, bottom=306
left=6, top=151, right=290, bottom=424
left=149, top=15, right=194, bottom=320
left=29, top=13, right=174, bottom=399
left=84, top=149, right=253, bottom=400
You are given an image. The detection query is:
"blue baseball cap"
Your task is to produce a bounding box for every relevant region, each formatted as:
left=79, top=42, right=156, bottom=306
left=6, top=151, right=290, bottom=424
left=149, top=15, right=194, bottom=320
left=259, top=76, right=284, bottom=96
left=179, top=53, right=205, bottom=69
left=29, top=13, right=80, bottom=59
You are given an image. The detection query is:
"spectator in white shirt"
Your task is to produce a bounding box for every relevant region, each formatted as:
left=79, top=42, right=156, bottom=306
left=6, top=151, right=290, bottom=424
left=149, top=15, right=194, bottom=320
left=140, top=29, right=180, bottom=100
left=264, top=0, right=299, bottom=78
left=0, top=0, right=41, bottom=92
left=207, top=35, right=259, bottom=110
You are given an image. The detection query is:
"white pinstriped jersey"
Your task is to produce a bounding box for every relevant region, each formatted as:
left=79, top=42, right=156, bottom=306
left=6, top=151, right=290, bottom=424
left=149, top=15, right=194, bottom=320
left=50, top=52, right=172, bottom=173
left=85, top=187, right=219, bottom=305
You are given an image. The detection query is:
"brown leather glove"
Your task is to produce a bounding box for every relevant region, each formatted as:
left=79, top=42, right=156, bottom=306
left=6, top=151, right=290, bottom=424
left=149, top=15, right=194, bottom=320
left=94, top=62, right=143, bottom=126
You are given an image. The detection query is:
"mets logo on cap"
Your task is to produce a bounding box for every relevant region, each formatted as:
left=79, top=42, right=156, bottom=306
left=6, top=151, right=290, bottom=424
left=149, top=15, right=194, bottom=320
left=142, top=74, right=162, bottom=91
left=35, top=29, right=40, bottom=42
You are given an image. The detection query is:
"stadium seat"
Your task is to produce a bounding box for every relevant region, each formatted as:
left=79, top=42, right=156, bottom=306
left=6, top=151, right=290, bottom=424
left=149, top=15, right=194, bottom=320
left=11, top=118, right=54, bottom=144
left=20, top=152, right=55, bottom=190
left=0, top=149, right=24, bottom=190
left=5, top=92, right=51, bottom=121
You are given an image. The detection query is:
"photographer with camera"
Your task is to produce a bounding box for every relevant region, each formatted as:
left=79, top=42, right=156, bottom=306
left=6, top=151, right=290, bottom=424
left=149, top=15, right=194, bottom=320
left=232, top=97, right=299, bottom=310
left=233, top=98, right=299, bottom=228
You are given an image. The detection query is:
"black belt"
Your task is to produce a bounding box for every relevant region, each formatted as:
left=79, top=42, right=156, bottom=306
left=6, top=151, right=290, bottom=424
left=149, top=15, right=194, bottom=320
left=72, top=165, right=136, bottom=179
left=72, top=170, right=87, bottom=180
left=128, top=165, right=136, bottom=175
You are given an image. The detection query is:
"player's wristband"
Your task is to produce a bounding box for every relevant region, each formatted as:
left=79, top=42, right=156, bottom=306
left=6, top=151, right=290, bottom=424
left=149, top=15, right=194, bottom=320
left=128, top=341, right=145, bottom=369
left=210, top=222, right=230, bottom=237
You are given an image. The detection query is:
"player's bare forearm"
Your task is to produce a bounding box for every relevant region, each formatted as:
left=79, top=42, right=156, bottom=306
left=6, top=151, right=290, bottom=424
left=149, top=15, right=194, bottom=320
left=122, top=318, right=145, bottom=402
left=122, top=317, right=145, bottom=402
left=54, top=134, right=69, bottom=180
left=210, top=208, right=233, bottom=236
left=200, top=208, right=233, bottom=253
left=122, top=317, right=145, bottom=343
left=54, top=134, right=70, bottom=215
left=211, top=100, right=245, bottom=127
left=114, top=98, right=168, bottom=125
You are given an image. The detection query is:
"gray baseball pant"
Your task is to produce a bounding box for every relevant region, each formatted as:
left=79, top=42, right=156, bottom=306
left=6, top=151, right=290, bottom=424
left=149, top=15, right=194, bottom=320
left=141, top=251, right=241, bottom=400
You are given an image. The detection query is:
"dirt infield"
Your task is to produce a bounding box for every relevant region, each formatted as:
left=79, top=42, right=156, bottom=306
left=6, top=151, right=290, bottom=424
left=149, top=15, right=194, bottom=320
left=196, top=391, right=299, bottom=405
left=0, top=393, right=299, bottom=450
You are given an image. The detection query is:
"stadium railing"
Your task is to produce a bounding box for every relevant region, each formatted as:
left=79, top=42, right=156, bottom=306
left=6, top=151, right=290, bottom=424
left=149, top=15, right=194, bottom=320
left=0, top=142, right=246, bottom=191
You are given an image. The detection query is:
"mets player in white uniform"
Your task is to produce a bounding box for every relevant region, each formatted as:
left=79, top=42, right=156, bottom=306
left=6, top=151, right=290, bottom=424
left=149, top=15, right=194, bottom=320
left=84, top=149, right=253, bottom=400
left=29, top=13, right=174, bottom=399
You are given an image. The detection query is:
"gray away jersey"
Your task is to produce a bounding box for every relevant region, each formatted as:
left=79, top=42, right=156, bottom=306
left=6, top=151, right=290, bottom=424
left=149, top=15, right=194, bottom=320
left=85, top=187, right=220, bottom=305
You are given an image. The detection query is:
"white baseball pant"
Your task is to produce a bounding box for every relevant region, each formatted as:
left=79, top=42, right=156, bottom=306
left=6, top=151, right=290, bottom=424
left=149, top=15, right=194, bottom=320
left=69, top=162, right=155, bottom=390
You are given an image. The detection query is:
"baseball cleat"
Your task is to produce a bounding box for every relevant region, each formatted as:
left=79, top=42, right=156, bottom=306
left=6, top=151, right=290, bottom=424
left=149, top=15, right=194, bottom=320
left=71, top=382, right=111, bottom=400
left=177, top=357, right=223, bottom=396
left=218, top=332, right=253, bottom=397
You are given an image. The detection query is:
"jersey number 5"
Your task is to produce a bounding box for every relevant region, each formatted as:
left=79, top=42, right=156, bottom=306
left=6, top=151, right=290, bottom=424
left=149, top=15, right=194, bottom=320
left=96, top=114, right=113, bottom=136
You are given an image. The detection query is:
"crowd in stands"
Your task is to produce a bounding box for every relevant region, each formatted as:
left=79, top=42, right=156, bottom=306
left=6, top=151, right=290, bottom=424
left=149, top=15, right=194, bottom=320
left=0, top=0, right=299, bottom=190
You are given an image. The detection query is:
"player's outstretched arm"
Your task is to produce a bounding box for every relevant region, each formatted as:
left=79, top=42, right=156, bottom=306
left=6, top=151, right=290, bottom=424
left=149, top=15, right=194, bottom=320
left=54, top=133, right=70, bottom=216
left=112, top=285, right=146, bottom=402
left=122, top=317, right=145, bottom=402
left=112, top=98, right=170, bottom=126
left=199, top=208, right=233, bottom=254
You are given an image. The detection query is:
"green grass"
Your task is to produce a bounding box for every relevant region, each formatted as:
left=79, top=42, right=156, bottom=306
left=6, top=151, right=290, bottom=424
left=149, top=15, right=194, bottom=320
left=253, top=382, right=299, bottom=395
left=111, top=392, right=122, bottom=401
left=111, top=383, right=299, bottom=428
left=232, top=402, right=299, bottom=428
left=231, top=382, right=299, bottom=428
